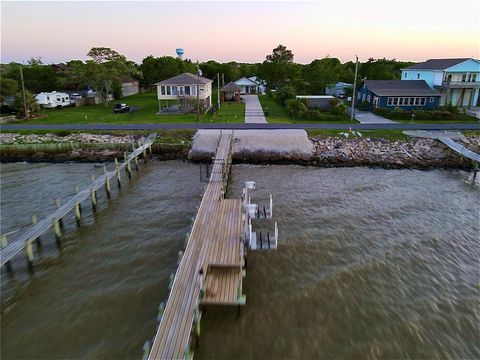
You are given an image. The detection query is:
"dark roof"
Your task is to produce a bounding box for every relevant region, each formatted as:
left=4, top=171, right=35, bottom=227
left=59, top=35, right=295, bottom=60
left=120, top=75, right=139, bottom=83
left=52, top=63, right=69, bottom=71
left=363, top=80, right=441, bottom=96
left=403, top=58, right=471, bottom=70
left=220, top=82, right=241, bottom=92
left=155, top=72, right=212, bottom=85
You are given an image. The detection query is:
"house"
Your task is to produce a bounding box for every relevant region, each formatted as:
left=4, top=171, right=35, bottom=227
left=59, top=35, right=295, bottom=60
left=296, top=95, right=334, bottom=109
left=401, top=58, right=480, bottom=107
left=120, top=76, right=140, bottom=97
left=325, top=82, right=353, bottom=98
left=234, top=77, right=263, bottom=94
left=35, top=91, right=71, bottom=108
left=248, top=77, right=266, bottom=94
left=220, top=82, right=241, bottom=102
left=155, top=72, right=212, bottom=113
left=356, top=80, right=441, bottom=110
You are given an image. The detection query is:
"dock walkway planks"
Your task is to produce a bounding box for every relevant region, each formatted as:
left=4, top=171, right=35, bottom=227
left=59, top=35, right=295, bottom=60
left=0, top=133, right=156, bottom=268
left=149, top=131, right=245, bottom=359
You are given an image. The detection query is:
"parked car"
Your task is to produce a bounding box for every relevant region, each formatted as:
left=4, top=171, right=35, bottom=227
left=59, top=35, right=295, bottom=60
left=113, top=103, right=130, bottom=113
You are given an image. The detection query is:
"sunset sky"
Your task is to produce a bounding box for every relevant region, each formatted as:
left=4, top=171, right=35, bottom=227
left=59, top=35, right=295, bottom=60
left=1, top=0, right=479, bottom=64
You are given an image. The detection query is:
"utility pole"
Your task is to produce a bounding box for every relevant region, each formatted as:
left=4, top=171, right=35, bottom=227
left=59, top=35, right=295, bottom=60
left=20, top=66, right=29, bottom=118
left=350, top=55, right=359, bottom=121
left=196, top=62, right=200, bottom=122
left=217, top=72, right=220, bottom=110
left=222, top=73, right=224, bottom=87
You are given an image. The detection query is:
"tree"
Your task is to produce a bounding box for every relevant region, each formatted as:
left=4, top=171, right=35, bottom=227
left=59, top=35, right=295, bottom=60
left=27, top=57, right=43, bottom=65
left=13, top=90, right=39, bottom=118
left=0, top=77, right=18, bottom=102
left=82, top=47, right=137, bottom=106
left=260, top=45, right=299, bottom=90
left=303, top=57, right=343, bottom=94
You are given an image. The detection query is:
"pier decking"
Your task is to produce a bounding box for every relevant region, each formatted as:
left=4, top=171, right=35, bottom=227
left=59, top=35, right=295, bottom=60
left=149, top=131, right=246, bottom=359
left=0, top=134, right=156, bottom=270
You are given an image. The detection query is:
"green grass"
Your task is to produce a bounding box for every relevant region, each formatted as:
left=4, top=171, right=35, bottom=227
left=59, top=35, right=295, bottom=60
left=306, top=129, right=410, bottom=141
left=18, top=92, right=244, bottom=124
left=258, top=94, right=357, bottom=124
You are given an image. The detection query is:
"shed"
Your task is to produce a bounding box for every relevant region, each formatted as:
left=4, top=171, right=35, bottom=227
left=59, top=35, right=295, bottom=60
left=221, top=82, right=241, bottom=102
left=296, top=95, right=335, bottom=109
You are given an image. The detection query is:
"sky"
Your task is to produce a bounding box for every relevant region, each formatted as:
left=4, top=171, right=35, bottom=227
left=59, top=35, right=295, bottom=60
left=1, top=0, right=479, bottom=64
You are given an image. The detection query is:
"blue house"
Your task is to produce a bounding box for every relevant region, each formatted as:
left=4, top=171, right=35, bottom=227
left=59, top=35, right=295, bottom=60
left=356, top=80, right=441, bottom=110
left=401, top=58, right=480, bottom=107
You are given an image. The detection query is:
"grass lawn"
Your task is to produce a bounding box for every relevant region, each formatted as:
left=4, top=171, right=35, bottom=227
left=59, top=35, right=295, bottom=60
left=18, top=92, right=244, bottom=124
left=258, top=94, right=357, bottom=124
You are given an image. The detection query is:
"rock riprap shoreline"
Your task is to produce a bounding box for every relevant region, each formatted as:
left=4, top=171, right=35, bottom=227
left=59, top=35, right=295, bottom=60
left=1, top=131, right=479, bottom=168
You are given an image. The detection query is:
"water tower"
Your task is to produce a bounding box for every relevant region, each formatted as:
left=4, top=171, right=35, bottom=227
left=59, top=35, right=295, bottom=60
left=176, top=48, right=184, bottom=59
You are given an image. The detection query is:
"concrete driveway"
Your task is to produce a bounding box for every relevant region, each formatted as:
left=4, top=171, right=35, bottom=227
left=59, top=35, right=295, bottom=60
left=466, top=107, right=480, bottom=119
left=353, top=110, right=398, bottom=124
left=243, top=95, right=267, bottom=123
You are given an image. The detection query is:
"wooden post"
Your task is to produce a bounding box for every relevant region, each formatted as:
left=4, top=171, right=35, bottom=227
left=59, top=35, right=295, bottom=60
left=75, top=185, right=82, bottom=214
left=115, top=158, right=122, bottom=188
left=104, top=165, right=111, bottom=198
left=125, top=151, right=132, bottom=179
left=53, top=217, right=62, bottom=248
left=55, top=198, right=64, bottom=230
left=91, top=174, right=97, bottom=212
left=148, top=144, right=153, bottom=159
left=25, top=241, right=34, bottom=273
left=32, top=215, right=42, bottom=249
left=134, top=155, right=139, bottom=171
left=142, top=142, right=147, bottom=164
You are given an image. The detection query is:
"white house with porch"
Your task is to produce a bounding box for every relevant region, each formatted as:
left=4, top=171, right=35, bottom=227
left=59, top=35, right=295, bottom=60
left=156, top=72, right=212, bottom=113
left=234, top=77, right=266, bottom=95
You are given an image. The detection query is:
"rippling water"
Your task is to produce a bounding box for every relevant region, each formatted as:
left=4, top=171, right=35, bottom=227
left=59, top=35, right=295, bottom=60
left=1, top=162, right=479, bottom=359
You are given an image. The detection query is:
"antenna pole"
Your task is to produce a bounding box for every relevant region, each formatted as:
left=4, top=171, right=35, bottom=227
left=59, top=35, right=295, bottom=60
left=350, top=55, right=359, bottom=121
left=20, top=66, right=29, bottom=118
left=217, top=72, right=220, bottom=109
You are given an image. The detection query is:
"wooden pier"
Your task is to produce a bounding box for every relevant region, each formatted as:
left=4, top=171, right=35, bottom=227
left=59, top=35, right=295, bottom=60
left=148, top=131, right=248, bottom=359
left=0, top=133, right=157, bottom=271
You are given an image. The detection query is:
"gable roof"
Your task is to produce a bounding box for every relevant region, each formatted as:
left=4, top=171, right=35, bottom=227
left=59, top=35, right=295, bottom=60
left=402, top=58, right=471, bottom=70
left=363, top=80, right=441, bottom=96
left=155, top=72, right=212, bottom=85
left=235, top=77, right=259, bottom=86
left=221, top=81, right=241, bottom=92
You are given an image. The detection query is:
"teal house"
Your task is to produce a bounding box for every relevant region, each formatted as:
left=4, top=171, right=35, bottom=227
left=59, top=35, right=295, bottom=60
left=401, top=58, right=480, bottom=107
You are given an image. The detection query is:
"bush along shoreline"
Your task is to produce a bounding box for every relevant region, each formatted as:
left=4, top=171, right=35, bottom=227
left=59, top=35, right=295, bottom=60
left=1, top=132, right=479, bottom=169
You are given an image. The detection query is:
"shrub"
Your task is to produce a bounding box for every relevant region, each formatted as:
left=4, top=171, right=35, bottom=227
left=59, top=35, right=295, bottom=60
left=285, top=99, right=307, bottom=120
left=330, top=103, right=347, bottom=116
left=357, top=100, right=370, bottom=111
left=276, top=85, right=296, bottom=106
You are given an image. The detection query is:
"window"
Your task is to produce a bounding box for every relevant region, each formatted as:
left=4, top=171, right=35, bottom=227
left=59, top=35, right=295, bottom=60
left=409, top=98, right=414, bottom=105
left=399, top=98, right=404, bottom=106
left=185, top=86, right=190, bottom=95
left=430, top=97, right=434, bottom=103
left=415, top=98, right=420, bottom=105
left=161, top=86, right=166, bottom=95
left=362, top=94, right=366, bottom=102
left=420, top=98, right=426, bottom=106
left=404, top=73, right=407, bottom=79
left=172, top=86, right=177, bottom=95
left=367, top=95, right=371, bottom=102
left=472, top=74, right=477, bottom=82
left=393, top=98, right=398, bottom=105
left=462, top=74, right=467, bottom=82
left=387, top=97, right=393, bottom=106
left=417, top=73, right=420, bottom=79
left=47, top=96, right=50, bottom=100
left=57, top=97, right=61, bottom=101
left=179, top=86, right=184, bottom=95
left=467, top=74, right=472, bottom=82
left=358, top=92, right=362, bottom=100
left=191, top=86, right=196, bottom=96
left=166, top=86, right=171, bottom=95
